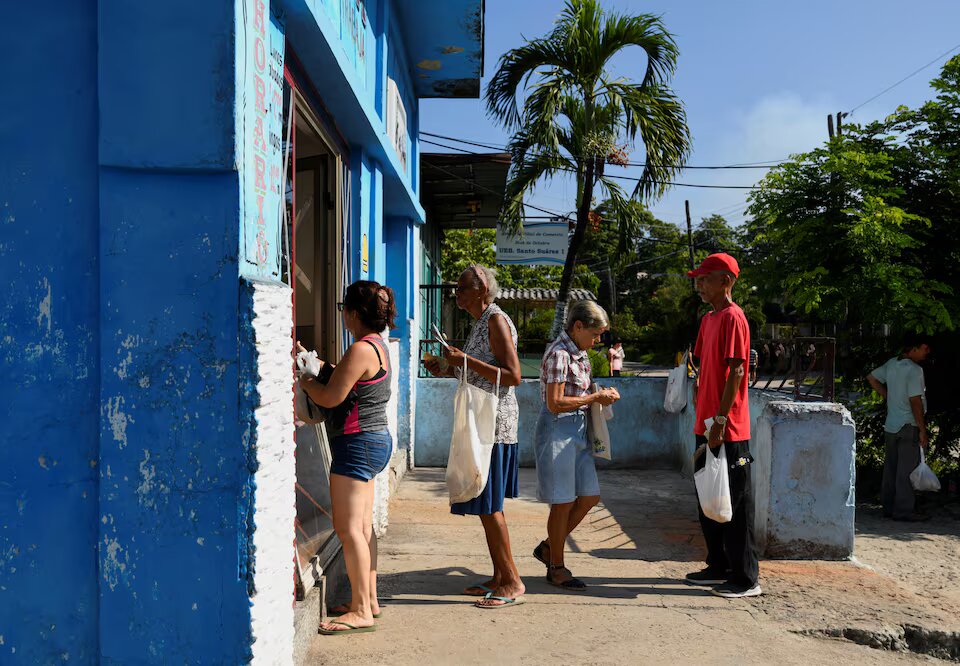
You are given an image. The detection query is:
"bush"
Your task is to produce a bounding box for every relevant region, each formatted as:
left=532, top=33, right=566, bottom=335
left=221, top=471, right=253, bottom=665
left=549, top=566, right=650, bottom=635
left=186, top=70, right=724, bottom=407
left=588, top=348, right=610, bottom=378
left=519, top=307, right=554, bottom=341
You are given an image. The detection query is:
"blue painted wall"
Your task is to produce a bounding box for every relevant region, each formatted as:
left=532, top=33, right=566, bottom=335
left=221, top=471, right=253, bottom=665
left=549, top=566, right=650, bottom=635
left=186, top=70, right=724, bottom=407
left=0, top=4, right=101, bottom=662
left=97, top=171, right=251, bottom=664
left=2, top=1, right=481, bottom=661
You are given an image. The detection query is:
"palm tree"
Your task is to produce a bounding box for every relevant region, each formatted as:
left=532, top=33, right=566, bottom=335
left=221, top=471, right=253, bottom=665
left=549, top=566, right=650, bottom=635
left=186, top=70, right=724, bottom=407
left=486, top=0, right=691, bottom=336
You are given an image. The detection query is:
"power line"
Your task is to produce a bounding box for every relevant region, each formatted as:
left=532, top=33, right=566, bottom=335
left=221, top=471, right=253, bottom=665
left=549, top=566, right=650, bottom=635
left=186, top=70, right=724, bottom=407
left=849, top=42, right=960, bottom=115
left=422, top=131, right=783, bottom=170
left=422, top=138, right=763, bottom=190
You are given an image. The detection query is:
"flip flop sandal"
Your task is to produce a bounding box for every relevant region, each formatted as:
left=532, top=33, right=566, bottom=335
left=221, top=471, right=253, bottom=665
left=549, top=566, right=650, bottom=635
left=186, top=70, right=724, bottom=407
left=318, top=621, right=377, bottom=636
left=533, top=540, right=550, bottom=567
left=462, top=583, right=495, bottom=596
left=328, top=604, right=383, bottom=619
left=547, top=565, right=586, bottom=591
left=474, top=592, right=526, bottom=609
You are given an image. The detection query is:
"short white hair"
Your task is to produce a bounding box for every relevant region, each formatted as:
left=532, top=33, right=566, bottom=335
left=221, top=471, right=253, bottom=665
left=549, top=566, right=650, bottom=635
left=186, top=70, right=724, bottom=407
left=565, top=300, right=608, bottom=331
left=463, top=264, right=499, bottom=304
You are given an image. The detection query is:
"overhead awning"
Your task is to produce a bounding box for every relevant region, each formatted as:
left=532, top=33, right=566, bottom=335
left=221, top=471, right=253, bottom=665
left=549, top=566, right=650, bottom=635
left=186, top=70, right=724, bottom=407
left=421, top=152, right=511, bottom=229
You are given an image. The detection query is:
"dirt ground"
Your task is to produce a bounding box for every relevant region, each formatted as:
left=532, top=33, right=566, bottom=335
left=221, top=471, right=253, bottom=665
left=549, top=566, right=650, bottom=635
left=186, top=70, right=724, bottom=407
left=296, top=469, right=960, bottom=665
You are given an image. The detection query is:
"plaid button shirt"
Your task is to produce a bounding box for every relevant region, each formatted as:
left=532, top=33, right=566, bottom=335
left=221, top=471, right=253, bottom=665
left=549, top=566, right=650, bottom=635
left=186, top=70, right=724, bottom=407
left=540, top=330, right=593, bottom=408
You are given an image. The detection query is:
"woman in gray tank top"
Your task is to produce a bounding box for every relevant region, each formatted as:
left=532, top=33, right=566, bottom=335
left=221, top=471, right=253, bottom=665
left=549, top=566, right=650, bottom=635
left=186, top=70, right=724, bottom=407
left=299, top=280, right=396, bottom=635
left=424, top=265, right=525, bottom=609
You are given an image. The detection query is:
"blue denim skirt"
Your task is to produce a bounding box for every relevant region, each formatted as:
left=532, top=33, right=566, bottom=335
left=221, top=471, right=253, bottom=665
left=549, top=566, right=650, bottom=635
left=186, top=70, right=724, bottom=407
left=330, top=430, right=393, bottom=482
left=450, top=443, right=520, bottom=516
left=533, top=407, right=600, bottom=504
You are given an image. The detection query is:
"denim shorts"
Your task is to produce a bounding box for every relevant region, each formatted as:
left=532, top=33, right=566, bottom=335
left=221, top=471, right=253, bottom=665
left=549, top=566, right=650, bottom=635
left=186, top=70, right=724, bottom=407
left=330, top=430, right=393, bottom=482
left=533, top=407, right=600, bottom=504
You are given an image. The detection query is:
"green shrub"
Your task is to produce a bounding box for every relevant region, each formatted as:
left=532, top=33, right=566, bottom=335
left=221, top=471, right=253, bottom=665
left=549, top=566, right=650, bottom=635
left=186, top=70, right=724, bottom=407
left=588, top=348, right=610, bottom=378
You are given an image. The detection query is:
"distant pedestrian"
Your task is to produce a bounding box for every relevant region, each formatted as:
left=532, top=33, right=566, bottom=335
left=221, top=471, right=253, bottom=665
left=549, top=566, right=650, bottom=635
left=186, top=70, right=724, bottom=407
left=748, top=347, right=758, bottom=385
left=685, top=253, right=761, bottom=599
left=533, top=301, right=620, bottom=590
left=607, top=339, right=625, bottom=377
left=300, top=280, right=396, bottom=635
left=867, top=335, right=932, bottom=522
left=424, top=265, right=526, bottom=608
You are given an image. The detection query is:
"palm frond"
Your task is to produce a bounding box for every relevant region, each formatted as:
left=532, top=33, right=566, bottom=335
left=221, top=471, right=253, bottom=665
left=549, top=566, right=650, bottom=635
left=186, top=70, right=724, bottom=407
left=604, top=82, right=690, bottom=200
left=597, top=14, right=678, bottom=88
left=499, top=149, right=576, bottom=236
left=485, top=37, right=571, bottom=129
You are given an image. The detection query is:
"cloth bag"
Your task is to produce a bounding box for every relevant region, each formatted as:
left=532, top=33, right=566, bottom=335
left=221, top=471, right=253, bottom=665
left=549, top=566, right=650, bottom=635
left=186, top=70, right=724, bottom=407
left=664, top=352, right=688, bottom=413
left=587, top=383, right=613, bottom=460
left=694, top=442, right=733, bottom=523
left=910, top=447, right=941, bottom=492
left=445, top=356, right=501, bottom=504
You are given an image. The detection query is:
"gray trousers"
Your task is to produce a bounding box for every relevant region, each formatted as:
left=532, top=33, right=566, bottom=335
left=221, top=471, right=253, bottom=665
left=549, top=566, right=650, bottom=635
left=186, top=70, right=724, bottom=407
left=882, top=425, right=921, bottom=518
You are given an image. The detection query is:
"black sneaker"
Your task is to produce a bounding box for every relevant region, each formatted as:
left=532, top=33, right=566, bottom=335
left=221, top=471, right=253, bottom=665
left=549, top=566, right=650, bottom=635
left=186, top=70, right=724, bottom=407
left=711, top=582, right=762, bottom=598
left=685, top=568, right=728, bottom=586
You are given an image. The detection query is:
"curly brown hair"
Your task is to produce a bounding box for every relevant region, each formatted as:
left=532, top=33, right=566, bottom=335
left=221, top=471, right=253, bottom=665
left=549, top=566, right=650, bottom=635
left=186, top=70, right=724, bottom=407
left=343, top=280, right=397, bottom=331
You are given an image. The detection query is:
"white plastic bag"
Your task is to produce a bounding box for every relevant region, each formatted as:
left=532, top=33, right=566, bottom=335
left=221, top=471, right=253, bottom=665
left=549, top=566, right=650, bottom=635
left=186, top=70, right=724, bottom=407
left=664, top=352, right=688, bottom=413
left=694, top=442, right=733, bottom=523
left=910, top=447, right=941, bottom=492
left=587, top=383, right=613, bottom=460
left=445, top=356, right=500, bottom=504
left=294, top=349, right=324, bottom=424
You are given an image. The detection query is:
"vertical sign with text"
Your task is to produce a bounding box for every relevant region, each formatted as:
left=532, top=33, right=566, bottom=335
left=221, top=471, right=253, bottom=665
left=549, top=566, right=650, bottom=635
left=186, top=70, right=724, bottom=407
left=240, top=1, right=285, bottom=282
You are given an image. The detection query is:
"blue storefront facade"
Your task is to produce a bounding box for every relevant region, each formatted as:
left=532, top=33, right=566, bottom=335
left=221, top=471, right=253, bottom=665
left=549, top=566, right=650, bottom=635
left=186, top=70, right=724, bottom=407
left=1, top=1, right=483, bottom=663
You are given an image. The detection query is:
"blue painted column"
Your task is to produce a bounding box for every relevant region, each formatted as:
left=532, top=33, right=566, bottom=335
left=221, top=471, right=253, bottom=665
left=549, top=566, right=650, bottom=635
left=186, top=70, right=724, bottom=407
left=351, top=148, right=373, bottom=281
left=96, top=1, right=253, bottom=663
left=385, top=216, right=417, bottom=450
left=0, top=3, right=101, bottom=662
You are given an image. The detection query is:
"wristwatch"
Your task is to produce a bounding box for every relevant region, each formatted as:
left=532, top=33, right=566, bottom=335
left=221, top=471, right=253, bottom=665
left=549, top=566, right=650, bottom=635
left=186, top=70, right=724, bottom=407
left=714, top=415, right=727, bottom=427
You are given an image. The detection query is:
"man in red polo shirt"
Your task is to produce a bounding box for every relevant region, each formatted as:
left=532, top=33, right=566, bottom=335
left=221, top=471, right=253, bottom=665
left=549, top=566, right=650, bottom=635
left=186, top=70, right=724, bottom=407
left=684, top=253, right=761, bottom=598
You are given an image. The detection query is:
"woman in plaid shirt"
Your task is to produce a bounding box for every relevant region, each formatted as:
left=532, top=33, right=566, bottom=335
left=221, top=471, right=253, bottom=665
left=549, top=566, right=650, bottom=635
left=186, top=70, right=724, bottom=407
left=532, top=301, right=620, bottom=590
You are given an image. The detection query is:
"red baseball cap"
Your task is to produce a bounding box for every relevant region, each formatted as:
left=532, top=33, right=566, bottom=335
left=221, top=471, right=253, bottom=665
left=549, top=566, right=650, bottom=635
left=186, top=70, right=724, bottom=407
left=687, top=253, right=740, bottom=278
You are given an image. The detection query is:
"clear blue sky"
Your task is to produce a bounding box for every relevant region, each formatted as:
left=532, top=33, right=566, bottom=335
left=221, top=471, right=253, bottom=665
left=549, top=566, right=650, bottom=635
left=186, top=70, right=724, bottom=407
left=420, top=0, right=960, bottom=229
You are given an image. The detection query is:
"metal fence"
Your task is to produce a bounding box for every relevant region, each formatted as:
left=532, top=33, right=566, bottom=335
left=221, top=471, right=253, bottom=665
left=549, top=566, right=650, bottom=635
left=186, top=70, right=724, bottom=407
left=750, top=337, right=836, bottom=401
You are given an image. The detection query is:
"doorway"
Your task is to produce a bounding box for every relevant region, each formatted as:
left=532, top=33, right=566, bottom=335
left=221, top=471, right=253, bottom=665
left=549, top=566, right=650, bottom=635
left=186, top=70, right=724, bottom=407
left=282, top=71, right=349, bottom=596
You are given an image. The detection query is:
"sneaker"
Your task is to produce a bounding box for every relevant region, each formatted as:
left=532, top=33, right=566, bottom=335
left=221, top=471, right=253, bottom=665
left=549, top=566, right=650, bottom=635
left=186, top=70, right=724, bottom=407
left=685, top=568, right=728, bottom=586
left=711, top=582, right=762, bottom=598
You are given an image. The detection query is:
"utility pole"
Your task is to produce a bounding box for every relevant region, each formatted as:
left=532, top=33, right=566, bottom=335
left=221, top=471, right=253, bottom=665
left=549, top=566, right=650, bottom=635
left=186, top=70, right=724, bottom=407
left=685, top=199, right=695, bottom=278
left=827, top=113, right=835, bottom=140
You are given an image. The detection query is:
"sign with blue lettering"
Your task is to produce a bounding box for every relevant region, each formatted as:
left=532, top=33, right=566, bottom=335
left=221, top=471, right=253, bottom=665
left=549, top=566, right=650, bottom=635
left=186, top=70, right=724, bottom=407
left=239, top=4, right=285, bottom=282
left=496, top=221, right=570, bottom=266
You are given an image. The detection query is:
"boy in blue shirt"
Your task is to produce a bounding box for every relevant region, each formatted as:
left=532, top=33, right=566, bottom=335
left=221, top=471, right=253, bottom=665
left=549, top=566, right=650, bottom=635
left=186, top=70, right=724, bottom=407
left=867, top=336, right=932, bottom=521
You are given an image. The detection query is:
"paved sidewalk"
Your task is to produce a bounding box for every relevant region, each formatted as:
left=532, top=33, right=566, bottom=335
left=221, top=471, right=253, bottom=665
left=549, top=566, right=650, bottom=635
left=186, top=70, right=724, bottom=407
left=299, top=469, right=958, bottom=664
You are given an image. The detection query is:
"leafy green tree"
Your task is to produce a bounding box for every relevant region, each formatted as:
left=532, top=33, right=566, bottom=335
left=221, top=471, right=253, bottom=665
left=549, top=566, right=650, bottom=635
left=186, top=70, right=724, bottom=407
left=744, top=56, right=960, bottom=477
left=745, top=139, right=952, bottom=335
left=485, top=0, right=691, bottom=337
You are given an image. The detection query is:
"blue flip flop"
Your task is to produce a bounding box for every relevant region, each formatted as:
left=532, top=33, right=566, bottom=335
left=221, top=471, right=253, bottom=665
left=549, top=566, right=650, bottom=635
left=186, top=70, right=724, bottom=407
left=463, top=583, right=495, bottom=596
left=474, top=592, right=526, bottom=609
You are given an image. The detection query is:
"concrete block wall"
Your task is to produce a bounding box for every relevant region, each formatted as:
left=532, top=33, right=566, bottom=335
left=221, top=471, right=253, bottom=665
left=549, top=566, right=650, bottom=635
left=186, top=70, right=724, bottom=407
left=753, top=402, right=856, bottom=559
left=246, top=282, right=297, bottom=664
left=415, top=377, right=686, bottom=468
